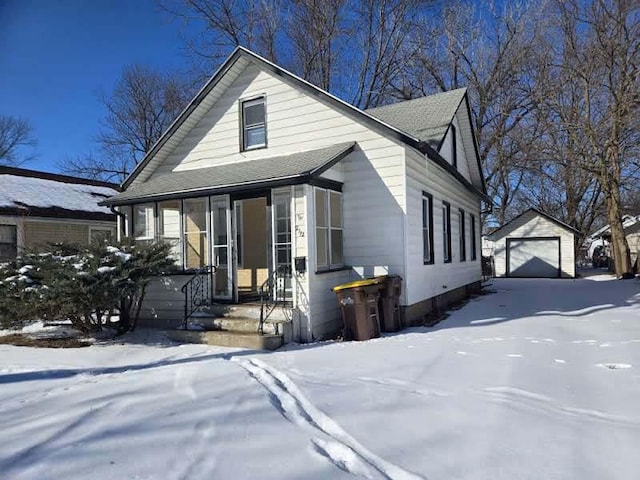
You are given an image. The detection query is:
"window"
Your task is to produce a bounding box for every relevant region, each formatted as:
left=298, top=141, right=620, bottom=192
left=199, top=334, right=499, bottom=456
left=451, top=124, right=457, bottom=169
left=422, top=192, right=434, bottom=264
left=183, top=198, right=209, bottom=269
left=89, top=227, right=115, bottom=244
left=442, top=201, right=451, bottom=263
left=234, top=202, right=244, bottom=267
left=470, top=214, right=477, bottom=261
left=459, top=209, right=466, bottom=261
left=0, top=225, right=17, bottom=261
left=133, top=203, right=155, bottom=240
left=315, top=188, right=343, bottom=270
left=241, top=96, right=266, bottom=150
left=158, top=200, right=182, bottom=263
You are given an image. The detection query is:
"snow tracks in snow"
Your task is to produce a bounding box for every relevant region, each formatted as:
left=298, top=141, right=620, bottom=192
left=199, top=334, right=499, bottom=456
left=233, top=357, right=424, bottom=480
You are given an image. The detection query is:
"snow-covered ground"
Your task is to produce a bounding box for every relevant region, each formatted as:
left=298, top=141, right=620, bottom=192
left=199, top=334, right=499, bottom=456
left=1, top=275, right=639, bottom=479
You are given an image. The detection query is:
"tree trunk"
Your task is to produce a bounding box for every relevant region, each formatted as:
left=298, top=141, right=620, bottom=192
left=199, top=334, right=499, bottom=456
left=605, top=188, right=632, bottom=277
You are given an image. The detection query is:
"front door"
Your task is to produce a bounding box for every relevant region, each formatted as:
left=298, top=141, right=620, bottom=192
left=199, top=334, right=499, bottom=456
left=210, top=195, right=233, bottom=300
left=271, top=189, right=293, bottom=302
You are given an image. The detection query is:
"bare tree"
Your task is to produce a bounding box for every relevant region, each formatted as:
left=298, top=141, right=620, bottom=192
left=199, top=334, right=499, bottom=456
left=0, top=115, right=36, bottom=166
left=61, top=64, right=191, bottom=183
left=161, top=0, right=431, bottom=108
left=402, top=1, right=544, bottom=226
left=534, top=0, right=640, bottom=276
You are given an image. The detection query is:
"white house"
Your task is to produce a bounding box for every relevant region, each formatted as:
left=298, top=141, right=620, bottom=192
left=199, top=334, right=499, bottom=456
left=0, top=167, right=118, bottom=261
left=488, top=208, right=578, bottom=278
left=102, top=47, right=489, bottom=346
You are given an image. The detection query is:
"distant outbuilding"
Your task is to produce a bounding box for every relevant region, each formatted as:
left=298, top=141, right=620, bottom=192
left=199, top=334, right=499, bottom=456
left=488, top=208, right=578, bottom=278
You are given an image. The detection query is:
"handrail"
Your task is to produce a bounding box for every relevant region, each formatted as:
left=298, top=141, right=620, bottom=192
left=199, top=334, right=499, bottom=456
left=181, top=266, right=214, bottom=329
left=259, top=265, right=291, bottom=335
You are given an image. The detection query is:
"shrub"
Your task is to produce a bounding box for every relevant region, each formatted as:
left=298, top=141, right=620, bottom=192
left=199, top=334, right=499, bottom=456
left=0, top=240, right=176, bottom=333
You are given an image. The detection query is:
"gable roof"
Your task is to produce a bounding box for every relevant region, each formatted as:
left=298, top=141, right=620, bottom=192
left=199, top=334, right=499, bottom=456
left=488, top=208, right=580, bottom=239
left=121, top=46, right=488, bottom=203
left=104, top=143, right=354, bottom=206
left=366, top=88, right=467, bottom=149
left=0, top=167, right=119, bottom=221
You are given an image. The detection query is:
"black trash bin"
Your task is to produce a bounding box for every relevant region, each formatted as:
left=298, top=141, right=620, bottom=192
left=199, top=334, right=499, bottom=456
left=332, top=278, right=383, bottom=341
left=377, top=275, right=403, bottom=332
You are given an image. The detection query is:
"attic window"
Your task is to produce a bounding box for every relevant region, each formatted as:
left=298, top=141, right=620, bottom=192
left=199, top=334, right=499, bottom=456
left=451, top=124, right=457, bottom=169
left=241, top=96, right=266, bottom=150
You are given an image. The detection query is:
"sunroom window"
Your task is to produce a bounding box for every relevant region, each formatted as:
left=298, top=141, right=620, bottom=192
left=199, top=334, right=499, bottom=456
left=158, top=200, right=182, bottom=264
left=183, top=198, right=209, bottom=269
left=241, top=96, right=266, bottom=150
left=133, top=203, right=155, bottom=241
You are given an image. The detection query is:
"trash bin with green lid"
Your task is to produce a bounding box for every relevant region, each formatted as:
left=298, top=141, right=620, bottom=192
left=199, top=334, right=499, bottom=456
left=332, top=278, right=383, bottom=341
left=376, top=275, right=403, bottom=332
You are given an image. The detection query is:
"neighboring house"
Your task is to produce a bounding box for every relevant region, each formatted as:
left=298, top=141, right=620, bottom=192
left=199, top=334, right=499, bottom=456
left=488, top=208, right=578, bottom=278
left=0, top=167, right=119, bottom=260
left=102, top=46, right=489, bottom=343
left=624, top=222, right=640, bottom=271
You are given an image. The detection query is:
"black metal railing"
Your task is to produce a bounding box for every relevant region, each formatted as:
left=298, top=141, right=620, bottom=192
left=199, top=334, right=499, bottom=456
left=259, top=265, right=292, bottom=335
left=181, top=267, right=213, bottom=329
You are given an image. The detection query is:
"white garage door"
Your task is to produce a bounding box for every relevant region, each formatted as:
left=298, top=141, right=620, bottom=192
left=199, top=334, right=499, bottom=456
left=507, top=238, right=560, bottom=278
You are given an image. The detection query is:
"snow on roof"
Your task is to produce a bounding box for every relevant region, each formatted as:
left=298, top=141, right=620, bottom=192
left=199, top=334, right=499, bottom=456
left=0, top=168, right=119, bottom=216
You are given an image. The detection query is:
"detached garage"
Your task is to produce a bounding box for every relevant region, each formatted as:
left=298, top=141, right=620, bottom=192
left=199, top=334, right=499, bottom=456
left=489, top=208, right=578, bottom=278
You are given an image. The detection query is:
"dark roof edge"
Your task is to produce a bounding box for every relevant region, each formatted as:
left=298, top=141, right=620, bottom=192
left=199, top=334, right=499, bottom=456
left=0, top=166, right=120, bottom=189
left=0, top=206, right=116, bottom=222
left=435, top=92, right=467, bottom=151
left=489, top=207, right=580, bottom=239
left=462, top=94, right=487, bottom=194
left=122, top=46, right=487, bottom=201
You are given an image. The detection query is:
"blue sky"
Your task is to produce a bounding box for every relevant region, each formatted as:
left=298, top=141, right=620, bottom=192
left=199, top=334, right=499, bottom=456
left=0, top=0, right=191, bottom=172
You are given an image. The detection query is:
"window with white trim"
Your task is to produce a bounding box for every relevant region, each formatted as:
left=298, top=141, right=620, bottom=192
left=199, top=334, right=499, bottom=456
left=183, top=198, right=209, bottom=269
left=442, top=201, right=451, bottom=263
left=0, top=225, right=17, bottom=261
left=459, top=208, right=466, bottom=261
left=133, top=203, right=155, bottom=241
left=422, top=192, right=434, bottom=264
left=315, top=188, right=343, bottom=270
left=241, top=96, right=266, bottom=150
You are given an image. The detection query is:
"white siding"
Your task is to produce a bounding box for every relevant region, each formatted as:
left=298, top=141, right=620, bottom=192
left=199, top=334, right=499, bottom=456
left=404, top=147, right=482, bottom=308
left=149, top=63, right=403, bottom=177
left=491, top=211, right=576, bottom=278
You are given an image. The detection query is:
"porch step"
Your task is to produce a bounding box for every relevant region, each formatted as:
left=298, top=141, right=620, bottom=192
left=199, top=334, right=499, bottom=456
left=189, top=315, right=278, bottom=335
left=198, top=303, right=291, bottom=322
left=167, top=329, right=283, bottom=351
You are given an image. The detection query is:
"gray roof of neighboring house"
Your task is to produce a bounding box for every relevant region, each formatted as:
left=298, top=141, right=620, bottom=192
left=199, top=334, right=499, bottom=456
left=103, top=142, right=355, bottom=205
left=366, top=88, right=467, bottom=149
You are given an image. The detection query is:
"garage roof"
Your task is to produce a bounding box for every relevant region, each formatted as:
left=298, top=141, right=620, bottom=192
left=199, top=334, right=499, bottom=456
left=488, top=208, right=580, bottom=239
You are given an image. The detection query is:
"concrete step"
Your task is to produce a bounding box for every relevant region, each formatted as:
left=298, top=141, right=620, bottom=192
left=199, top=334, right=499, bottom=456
left=198, top=303, right=291, bottom=322
left=189, top=316, right=278, bottom=335
left=167, top=329, right=283, bottom=351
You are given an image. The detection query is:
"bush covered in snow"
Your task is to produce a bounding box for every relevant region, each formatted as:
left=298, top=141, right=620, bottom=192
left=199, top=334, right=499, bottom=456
left=0, top=241, right=176, bottom=334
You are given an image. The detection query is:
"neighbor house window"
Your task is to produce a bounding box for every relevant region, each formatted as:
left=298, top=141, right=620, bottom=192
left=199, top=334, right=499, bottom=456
left=241, top=96, right=266, bottom=150
left=470, top=214, right=477, bottom=261
left=422, top=192, right=434, bottom=264
left=89, top=227, right=115, bottom=244
left=315, top=188, right=343, bottom=270
left=133, top=203, right=155, bottom=241
left=158, top=200, right=182, bottom=264
left=442, top=201, right=451, bottom=263
left=183, top=198, right=209, bottom=269
left=459, top=208, right=466, bottom=261
left=0, top=225, right=17, bottom=261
